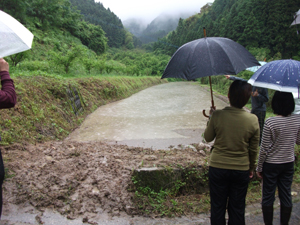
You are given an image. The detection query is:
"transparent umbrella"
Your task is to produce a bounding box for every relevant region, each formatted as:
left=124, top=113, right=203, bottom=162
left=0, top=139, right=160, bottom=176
left=291, top=9, right=300, bottom=35
left=248, top=59, right=300, bottom=93
left=291, top=9, right=300, bottom=26
left=0, top=10, right=34, bottom=58
left=246, top=61, right=267, bottom=72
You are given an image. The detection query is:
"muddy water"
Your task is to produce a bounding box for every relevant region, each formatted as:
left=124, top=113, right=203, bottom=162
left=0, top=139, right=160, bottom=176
left=66, top=82, right=229, bottom=149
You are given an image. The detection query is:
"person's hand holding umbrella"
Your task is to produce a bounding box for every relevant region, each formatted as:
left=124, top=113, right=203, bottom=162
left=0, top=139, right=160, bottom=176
left=0, top=58, right=9, bottom=72
left=209, top=106, right=216, bottom=117
left=251, top=89, right=259, bottom=97
left=0, top=57, right=16, bottom=108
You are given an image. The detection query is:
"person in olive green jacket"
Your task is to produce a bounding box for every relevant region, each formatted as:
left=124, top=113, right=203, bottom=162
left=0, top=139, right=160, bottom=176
left=204, top=80, right=260, bottom=225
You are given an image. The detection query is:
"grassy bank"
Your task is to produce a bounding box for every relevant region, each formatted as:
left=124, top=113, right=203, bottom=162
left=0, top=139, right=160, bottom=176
left=0, top=74, right=166, bottom=145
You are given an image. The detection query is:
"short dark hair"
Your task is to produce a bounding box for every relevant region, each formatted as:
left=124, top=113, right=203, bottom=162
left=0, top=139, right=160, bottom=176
left=272, top=91, right=295, bottom=116
left=228, top=80, right=252, bottom=109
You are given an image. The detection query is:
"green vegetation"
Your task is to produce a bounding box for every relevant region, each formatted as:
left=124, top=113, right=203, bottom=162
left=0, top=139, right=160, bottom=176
left=69, top=0, right=126, bottom=48
left=153, top=0, right=300, bottom=59
left=1, top=1, right=172, bottom=146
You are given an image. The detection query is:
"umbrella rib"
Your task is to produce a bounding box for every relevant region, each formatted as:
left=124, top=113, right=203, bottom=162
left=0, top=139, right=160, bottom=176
left=204, top=38, right=215, bottom=76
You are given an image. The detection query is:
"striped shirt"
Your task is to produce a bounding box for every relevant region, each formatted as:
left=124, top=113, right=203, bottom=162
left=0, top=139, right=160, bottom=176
left=256, top=114, right=300, bottom=172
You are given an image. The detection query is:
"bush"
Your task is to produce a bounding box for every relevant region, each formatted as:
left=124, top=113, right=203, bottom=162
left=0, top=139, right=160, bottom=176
left=19, top=61, right=50, bottom=72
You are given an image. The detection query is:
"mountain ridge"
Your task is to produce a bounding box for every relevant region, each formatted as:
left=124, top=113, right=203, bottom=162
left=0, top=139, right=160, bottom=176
left=123, top=10, right=197, bottom=44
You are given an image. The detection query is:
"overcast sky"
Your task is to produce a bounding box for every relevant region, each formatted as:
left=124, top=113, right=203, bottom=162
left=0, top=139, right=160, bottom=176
left=96, top=0, right=214, bottom=23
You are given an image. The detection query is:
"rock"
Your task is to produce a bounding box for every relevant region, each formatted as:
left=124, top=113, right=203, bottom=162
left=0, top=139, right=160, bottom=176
left=182, top=145, right=197, bottom=152
left=92, top=187, right=100, bottom=195
left=45, top=156, right=53, bottom=161
left=115, top=159, right=123, bottom=163
left=133, top=167, right=182, bottom=192
left=199, top=150, right=206, bottom=156
left=198, top=142, right=211, bottom=151
left=133, top=166, right=209, bottom=194
left=143, top=155, right=158, bottom=161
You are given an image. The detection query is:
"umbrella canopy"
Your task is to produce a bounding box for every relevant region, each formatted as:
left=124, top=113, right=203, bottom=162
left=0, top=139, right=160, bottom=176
left=0, top=10, right=34, bottom=58
left=161, top=37, right=260, bottom=80
left=246, top=61, right=267, bottom=72
left=248, top=59, right=300, bottom=93
left=291, top=9, right=300, bottom=26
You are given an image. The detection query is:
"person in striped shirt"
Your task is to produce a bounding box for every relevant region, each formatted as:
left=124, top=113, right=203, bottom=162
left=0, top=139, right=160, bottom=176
left=256, top=91, right=300, bottom=225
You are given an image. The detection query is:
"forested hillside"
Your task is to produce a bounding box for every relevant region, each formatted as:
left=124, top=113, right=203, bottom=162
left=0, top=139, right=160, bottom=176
left=124, top=12, right=195, bottom=44
left=69, top=0, right=126, bottom=48
left=153, top=0, right=300, bottom=59
left=1, top=0, right=300, bottom=76
left=1, top=0, right=107, bottom=55
left=0, top=0, right=161, bottom=76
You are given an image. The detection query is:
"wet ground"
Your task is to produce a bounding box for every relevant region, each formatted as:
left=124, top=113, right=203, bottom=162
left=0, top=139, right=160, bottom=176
left=2, top=195, right=300, bottom=224
left=1, top=82, right=300, bottom=225
left=66, top=82, right=228, bottom=149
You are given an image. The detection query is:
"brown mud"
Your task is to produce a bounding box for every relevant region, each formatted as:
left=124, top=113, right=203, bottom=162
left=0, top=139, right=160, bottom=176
left=2, top=140, right=208, bottom=221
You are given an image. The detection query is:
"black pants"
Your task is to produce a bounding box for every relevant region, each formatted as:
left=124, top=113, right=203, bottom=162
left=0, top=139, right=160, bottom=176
left=262, top=162, right=294, bottom=207
left=209, top=167, right=249, bottom=225
left=0, top=149, right=4, bottom=219
left=252, top=110, right=266, bottom=145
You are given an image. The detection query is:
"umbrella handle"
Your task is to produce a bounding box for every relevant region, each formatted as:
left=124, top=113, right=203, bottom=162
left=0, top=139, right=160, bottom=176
left=209, top=76, right=215, bottom=108
left=202, top=110, right=210, bottom=118
left=203, top=106, right=216, bottom=118
left=203, top=76, right=216, bottom=118
left=203, top=27, right=206, bottom=37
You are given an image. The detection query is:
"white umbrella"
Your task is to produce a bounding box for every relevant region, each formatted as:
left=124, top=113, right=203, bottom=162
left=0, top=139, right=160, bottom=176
left=291, top=9, right=300, bottom=26
left=0, top=10, right=34, bottom=58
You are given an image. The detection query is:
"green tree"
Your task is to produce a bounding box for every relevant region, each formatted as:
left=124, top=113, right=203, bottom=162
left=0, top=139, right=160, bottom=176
left=238, top=11, right=261, bottom=47
left=69, top=0, right=126, bottom=48
left=72, top=21, right=107, bottom=54
left=95, top=60, right=106, bottom=74
left=1, top=0, right=28, bottom=23
left=8, top=51, right=30, bottom=67
left=152, top=0, right=300, bottom=59
left=51, top=45, right=82, bottom=74
left=26, top=0, right=64, bottom=28
left=125, top=31, right=134, bottom=50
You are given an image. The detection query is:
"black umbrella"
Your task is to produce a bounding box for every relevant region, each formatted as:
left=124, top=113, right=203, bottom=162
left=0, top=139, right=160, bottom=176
left=161, top=28, right=259, bottom=116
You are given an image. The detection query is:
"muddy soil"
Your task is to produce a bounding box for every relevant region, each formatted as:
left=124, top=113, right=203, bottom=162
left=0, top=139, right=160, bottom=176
left=2, top=140, right=209, bottom=223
